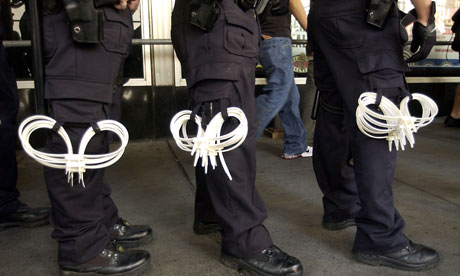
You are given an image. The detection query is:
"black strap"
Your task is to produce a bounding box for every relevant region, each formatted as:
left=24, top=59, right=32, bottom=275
left=311, top=89, right=320, bottom=120
left=374, top=90, right=383, bottom=107
left=190, top=104, right=202, bottom=127
left=219, top=99, right=229, bottom=121
left=52, top=122, right=63, bottom=132
left=319, top=96, right=344, bottom=115
left=90, top=122, right=102, bottom=133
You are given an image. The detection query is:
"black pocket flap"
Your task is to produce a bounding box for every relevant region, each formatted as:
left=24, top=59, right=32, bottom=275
left=187, top=63, right=240, bottom=88
left=103, top=7, right=131, bottom=27
left=357, top=52, right=410, bottom=74
left=191, top=79, right=232, bottom=104
left=101, top=8, right=132, bottom=54
left=224, top=9, right=255, bottom=34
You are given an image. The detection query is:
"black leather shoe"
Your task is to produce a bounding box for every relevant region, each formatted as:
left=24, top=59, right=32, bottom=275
left=193, top=220, right=221, bottom=235
left=108, top=218, right=153, bottom=248
left=352, top=241, right=439, bottom=271
left=0, top=203, right=50, bottom=231
left=221, top=245, right=304, bottom=276
left=60, top=242, right=151, bottom=276
left=444, top=115, right=460, bottom=127
left=321, top=218, right=356, bottom=231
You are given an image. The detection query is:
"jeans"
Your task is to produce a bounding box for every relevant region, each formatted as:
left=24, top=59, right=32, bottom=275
left=256, top=37, right=307, bottom=155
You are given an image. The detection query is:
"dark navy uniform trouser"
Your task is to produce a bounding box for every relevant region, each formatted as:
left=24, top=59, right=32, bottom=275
left=42, top=7, right=132, bottom=266
left=172, top=0, right=273, bottom=258
left=0, top=25, right=21, bottom=218
left=309, top=0, right=410, bottom=254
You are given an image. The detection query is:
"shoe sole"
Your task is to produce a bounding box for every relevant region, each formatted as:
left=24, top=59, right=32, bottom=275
left=61, top=256, right=151, bottom=276
left=281, top=155, right=302, bottom=160
left=0, top=218, right=49, bottom=231
left=353, top=252, right=440, bottom=271
left=221, top=254, right=303, bottom=276
left=281, top=152, right=312, bottom=160
left=0, top=222, right=20, bottom=231
left=322, top=219, right=356, bottom=231
left=115, top=233, right=154, bottom=249
left=193, top=224, right=222, bottom=235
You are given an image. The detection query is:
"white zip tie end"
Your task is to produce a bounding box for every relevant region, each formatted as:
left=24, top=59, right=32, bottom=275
left=170, top=107, right=247, bottom=181
left=18, top=115, right=129, bottom=189
left=356, top=92, right=437, bottom=152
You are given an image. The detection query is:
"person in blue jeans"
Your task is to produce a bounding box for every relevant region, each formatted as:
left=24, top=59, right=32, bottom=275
left=257, top=0, right=312, bottom=160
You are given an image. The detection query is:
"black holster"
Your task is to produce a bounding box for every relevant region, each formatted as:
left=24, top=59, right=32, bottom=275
left=190, top=0, right=220, bottom=32
left=366, top=0, right=394, bottom=29
left=62, top=0, right=118, bottom=43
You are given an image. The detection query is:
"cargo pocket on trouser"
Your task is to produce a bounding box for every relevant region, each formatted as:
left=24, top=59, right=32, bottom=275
left=355, top=51, right=412, bottom=150
left=190, top=79, right=242, bottom=134
left=48, top=99, right=110, bottom=154
left=357, top=51, right=411, bottom=105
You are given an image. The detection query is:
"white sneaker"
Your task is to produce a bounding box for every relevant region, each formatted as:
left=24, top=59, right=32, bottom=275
left=300, top=146, right=313, bottom=157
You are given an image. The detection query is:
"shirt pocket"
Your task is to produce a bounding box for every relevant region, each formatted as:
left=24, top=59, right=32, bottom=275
left=101, top=7, right=133, bottom=55
left=223, top=9, right=258, bottom=57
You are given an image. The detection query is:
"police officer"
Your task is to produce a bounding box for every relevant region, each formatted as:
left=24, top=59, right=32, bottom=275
left=0, top=0, right=50, bottom=231
left=171, top=0, right=303, bottom=275
left=308, top=0, right=439, bottom=271
left=41, top=0, right=152, bottom=274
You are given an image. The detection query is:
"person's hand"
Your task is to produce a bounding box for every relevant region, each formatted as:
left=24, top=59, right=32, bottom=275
left=405, top=1, right=436, bottom=63
left=406, top=21, right=436, bottom=63
left=114, top=0, right=128, bottom=10
left=128, top=0, right=140, bottom=12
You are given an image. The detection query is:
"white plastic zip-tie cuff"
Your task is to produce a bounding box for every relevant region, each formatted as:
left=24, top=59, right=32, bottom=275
left=170, top=107, right=248, bottom=180
left=18, top=115, right=129, bottom=187
left=356, top=92, right=438, bottom=151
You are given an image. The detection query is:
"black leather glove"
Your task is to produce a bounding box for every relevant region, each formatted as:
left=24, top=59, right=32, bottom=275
left=405, top=1, right=436, bottom=63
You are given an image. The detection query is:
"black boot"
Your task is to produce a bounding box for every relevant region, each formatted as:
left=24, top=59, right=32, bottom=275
left=108, top=218, right=153, bottom=248
left=352, top=241, right=439, bottom=271
left=0, top=203, right=50, bottom=231
left=60, top=242, right=151, bottom=276
left=221, top=245, right=304, bottom=276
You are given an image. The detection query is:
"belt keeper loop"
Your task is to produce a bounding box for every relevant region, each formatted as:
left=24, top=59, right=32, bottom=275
left=91, top=122, right=102, bottom=133
left=52, top=122, right=63, bottom=132
left=374, top=90, right=383, bottom=107
left=220, top=99, right=229, bottom=121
